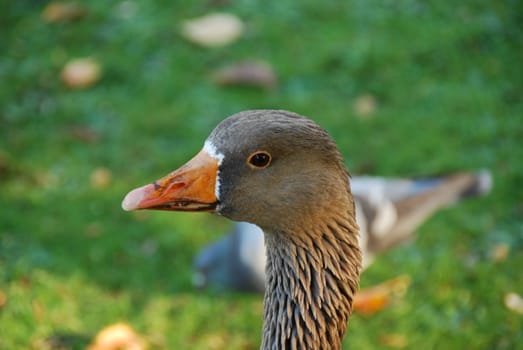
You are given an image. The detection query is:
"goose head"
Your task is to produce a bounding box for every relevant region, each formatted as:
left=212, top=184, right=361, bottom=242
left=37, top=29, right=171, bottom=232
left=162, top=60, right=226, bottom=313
left=123, top=110, right=352, bottom=235
left=122, top=110, right=361, bottom=349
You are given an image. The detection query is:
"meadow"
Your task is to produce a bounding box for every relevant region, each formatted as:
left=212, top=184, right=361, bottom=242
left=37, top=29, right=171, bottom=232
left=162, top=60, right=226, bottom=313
left=1, top=1, right=522, bottom=348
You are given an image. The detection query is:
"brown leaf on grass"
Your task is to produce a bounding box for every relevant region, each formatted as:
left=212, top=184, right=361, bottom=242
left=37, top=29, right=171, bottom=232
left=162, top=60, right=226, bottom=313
left=353, top=275, right=411, bottom=315
left=353, top=93, right=378, bottom=119
left=68, top=125, right=100, bottom=143
left=88, top=323, right=147, bottom=350
left=490, top=243, right=510, bottom=262
left=353, top=287, right=389, bottom=314
left=90, top=167, right=112, bottom=189
left=61, top=58, right=102, bottom=89
left=182, top=13, right=243, bottom=47
left=212, top=61, right=277, bottom=89
left=379, top=333, right=408, bottom=348
left=42, top=2, right=87, bottom=22
left=505, top=292, right=523, bottom=314
left=0, top=290, right=6, bottom=310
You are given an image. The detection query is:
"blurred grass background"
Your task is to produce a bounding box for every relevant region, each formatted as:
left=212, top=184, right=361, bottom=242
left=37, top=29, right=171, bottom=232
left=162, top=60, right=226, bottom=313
left=1, top=0, right=522, bottom=349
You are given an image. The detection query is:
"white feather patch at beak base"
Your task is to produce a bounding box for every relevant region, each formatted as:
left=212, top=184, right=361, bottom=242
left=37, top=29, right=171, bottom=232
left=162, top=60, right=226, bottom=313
left=204, top=140, right=225, bottom=201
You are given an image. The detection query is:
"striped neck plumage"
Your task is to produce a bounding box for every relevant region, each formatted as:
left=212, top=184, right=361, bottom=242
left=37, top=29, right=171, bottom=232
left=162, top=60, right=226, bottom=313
left=260, top=214, right=361, bottom=350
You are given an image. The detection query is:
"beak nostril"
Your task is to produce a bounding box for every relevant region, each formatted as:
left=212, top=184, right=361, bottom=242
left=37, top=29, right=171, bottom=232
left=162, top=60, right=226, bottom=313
left=164, top=181, right=186, bottom=194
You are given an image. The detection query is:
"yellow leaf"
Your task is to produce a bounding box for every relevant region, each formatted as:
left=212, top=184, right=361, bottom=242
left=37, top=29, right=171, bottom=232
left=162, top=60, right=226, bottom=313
left=353, top=94, right=378, bottom=119
left=353, top=275, right=411, bottom=315
left=505, top=292, right=523, bottom=314
left=42, top=2, right=86, bottom=22
left=61, top=58, right=102, bottom=89
left=379, top=333, right=408, bottom=348
left=490, top=243, right=509, bottom=262
left=88, top=323, right=147, bottom=350
left=90, top=167, right=112, bottom=189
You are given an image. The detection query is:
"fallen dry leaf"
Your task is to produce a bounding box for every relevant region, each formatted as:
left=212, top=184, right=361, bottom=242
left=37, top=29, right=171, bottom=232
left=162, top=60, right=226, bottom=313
left=379, top=333, right=408, bottom=348
left=182, top=13, right=243, bottom=47
left=68, top=125, right=100, bottom=143
left=505, top=292, right=523, bottom=314
left=353, top=93, right=377, bottom=119
left=0, top=290, right=6, bottom=310
left=90, top=167, right=112, bottom=189
left=353, top=287, right=389, bottom=314
left=212, top=60, right=277, bottom=89
left=353, top=275, right=411, bottom=315
left=42, top=1, right=87, bottom=22
left=61, top=58, right=102, bottom=89
left=490, top=243, right=510, bottom=262
left=88, top=323, right=146, bottom=350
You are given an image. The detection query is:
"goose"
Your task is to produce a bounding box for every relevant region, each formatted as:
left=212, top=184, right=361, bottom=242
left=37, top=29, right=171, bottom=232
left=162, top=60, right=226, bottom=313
left=194, top=171, right=492, bottom=293
left=122, top=110, right=361, bottom=349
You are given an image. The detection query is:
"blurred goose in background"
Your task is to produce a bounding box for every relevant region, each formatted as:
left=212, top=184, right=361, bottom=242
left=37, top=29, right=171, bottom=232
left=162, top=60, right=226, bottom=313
left=194, top=170, right=492, bottom=293
left=123, top=110, right=362, bottom=349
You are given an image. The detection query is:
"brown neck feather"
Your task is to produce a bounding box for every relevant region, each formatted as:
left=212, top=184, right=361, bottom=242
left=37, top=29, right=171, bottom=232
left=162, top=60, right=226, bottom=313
left=261, top=212, right=361, bottom=350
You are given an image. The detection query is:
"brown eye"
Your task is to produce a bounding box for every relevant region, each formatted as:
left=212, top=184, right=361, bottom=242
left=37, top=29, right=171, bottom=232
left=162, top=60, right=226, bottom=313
left=248, top=151, right=272, bottom=169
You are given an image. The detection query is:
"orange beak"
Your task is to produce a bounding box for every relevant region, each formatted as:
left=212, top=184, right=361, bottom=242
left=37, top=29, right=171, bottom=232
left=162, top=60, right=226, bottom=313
left=122, top=149, right=219, bottom=212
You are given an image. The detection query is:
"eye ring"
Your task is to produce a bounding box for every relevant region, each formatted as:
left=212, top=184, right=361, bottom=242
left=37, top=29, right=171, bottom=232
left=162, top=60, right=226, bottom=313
left=247, top=151, right=272, bottom=169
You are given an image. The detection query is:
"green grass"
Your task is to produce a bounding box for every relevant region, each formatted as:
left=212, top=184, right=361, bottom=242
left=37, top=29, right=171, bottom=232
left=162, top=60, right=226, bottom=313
left=1, top=0, right=522, bottom=349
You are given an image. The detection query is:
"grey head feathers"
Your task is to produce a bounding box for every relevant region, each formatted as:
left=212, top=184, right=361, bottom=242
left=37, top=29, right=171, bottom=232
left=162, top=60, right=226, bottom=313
left=208, top=110, right=351, bottom=234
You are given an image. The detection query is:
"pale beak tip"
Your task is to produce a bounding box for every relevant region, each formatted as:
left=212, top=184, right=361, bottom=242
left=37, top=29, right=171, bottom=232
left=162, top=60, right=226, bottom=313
left=121, top=190, right=139, bottom=211
left=121, top=184, right=153, bottom=211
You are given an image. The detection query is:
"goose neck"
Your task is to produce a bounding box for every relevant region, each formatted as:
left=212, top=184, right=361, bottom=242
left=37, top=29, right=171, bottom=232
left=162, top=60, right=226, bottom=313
left=260, top=217, right=361, bottom=350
